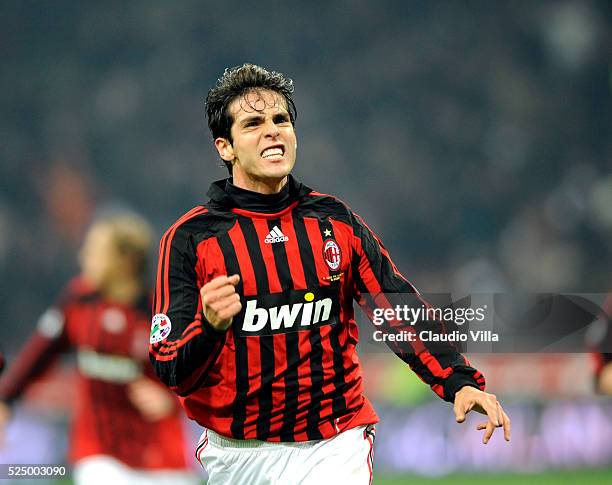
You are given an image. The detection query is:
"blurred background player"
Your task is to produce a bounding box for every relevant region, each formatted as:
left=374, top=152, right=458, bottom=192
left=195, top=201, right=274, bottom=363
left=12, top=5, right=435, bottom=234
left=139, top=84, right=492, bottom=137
left=0, top=214, right=200, bottom=485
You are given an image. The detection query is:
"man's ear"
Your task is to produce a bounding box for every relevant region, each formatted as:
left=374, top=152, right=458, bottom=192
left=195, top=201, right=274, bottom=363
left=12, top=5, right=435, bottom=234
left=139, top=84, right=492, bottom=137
left=214, top=137, right=235, bottom=162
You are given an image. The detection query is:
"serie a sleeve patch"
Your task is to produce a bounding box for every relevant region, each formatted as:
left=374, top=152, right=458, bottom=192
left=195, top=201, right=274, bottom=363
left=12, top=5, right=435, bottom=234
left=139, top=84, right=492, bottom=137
left=150, top=313, right=172, bottom=344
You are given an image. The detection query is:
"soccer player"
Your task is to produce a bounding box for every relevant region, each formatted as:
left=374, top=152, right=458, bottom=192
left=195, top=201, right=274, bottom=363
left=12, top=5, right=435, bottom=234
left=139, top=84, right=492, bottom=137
left=149, top=64, right=511, bottom=484
left=0, top=215, right=200, bottom=485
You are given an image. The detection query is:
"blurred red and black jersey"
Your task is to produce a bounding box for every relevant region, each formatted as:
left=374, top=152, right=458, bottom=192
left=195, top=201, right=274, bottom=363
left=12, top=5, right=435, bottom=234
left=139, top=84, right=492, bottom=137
left=150, top=175, right=485, bottom=442
left=0, top=277, right=189, bottom=470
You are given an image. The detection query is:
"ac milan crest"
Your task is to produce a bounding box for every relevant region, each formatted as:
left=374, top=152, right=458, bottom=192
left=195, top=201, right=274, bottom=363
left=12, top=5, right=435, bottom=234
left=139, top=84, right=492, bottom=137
left=323, top=239, right=342, bottom=271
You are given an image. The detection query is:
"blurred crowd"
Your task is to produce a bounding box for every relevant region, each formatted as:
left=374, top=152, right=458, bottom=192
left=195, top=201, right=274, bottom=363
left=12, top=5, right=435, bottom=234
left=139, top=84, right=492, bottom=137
left=1, top=0, right=610, bottom=351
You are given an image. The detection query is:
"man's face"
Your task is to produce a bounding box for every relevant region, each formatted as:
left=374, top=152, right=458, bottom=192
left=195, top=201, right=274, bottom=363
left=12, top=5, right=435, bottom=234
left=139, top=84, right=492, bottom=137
left=215, top=89, right=297, bottom=190
left=79, top=224, right=120, bottom=290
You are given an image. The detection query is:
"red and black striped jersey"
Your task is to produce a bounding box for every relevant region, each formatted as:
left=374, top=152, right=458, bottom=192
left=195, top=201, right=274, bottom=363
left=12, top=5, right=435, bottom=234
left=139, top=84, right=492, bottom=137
left=0, top=277, right=189, bottom=470
left=150, top=175, right=485, bottom=442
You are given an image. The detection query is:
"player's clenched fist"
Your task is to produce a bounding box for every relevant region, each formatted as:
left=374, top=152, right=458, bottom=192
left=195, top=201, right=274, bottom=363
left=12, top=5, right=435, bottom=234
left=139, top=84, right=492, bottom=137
left=200, top=274, right=242, bottom=331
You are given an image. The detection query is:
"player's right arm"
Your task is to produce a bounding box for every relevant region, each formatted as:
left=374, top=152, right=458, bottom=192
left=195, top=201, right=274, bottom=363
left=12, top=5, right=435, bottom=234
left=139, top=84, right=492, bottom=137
left=0, top=307, right=69, bottom=404
left=149, top=222, right=241, bottom=397
left=0, top=305, right=70, bottom=444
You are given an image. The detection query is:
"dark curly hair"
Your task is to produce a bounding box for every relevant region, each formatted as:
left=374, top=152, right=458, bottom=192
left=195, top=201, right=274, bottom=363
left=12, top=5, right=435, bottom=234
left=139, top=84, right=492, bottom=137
left=205, top=63, right=297, bottom=174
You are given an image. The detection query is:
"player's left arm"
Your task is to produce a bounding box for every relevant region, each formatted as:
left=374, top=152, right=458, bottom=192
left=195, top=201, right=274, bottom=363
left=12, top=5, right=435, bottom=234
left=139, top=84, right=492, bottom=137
left=349, top=209, right=510, bottom=443
left=127, top=375, right=179, bottom=422
left=131, top=344, right=183, bottom=421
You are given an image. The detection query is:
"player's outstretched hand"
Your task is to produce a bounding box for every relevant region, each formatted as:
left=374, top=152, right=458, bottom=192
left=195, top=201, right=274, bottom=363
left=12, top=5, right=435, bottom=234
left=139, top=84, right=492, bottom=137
left=127, top=378, right=176, bottom=422
left=200, top=274, right=242, bottom=332
left=454, top=386, right=511, bottom=444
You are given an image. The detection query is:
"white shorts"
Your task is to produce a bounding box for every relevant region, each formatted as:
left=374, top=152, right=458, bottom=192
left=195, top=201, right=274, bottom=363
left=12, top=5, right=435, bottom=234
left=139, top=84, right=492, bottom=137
left=73, top=455, right=201, bottom=485
left=196, top=424, right=376, bottom=485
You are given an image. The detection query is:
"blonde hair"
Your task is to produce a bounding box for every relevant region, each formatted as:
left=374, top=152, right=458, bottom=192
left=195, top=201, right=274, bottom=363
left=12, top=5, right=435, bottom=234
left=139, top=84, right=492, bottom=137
left=94, top=213, right=153, bottom=278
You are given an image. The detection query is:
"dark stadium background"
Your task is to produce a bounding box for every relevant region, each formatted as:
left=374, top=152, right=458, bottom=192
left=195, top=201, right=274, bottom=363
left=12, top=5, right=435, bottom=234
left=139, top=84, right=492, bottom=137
left=1, top=1, right=611, bottom=483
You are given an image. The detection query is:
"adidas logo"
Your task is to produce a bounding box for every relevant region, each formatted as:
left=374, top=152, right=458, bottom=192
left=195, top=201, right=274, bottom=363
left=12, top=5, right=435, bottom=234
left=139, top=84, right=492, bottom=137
left=264, top=226, right=289, bottom=244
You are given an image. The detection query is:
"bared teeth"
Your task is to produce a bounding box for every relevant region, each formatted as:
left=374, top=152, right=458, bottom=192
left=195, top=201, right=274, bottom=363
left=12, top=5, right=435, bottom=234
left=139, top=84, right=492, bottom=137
left=262, top=147, right=283, bottom=158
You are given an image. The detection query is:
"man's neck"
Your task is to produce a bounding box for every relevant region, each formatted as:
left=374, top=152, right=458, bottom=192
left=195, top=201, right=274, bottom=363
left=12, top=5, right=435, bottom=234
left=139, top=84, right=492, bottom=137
left=231, top=172, right=288, bottom=194
left=101, top=278, right=142, bottom=305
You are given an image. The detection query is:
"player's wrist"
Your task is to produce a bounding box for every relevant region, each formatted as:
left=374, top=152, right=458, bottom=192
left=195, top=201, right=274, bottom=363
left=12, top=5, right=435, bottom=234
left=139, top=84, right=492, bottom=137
left=201, top=312, right=230, bottom=336
left=455, top=385, right=480, bottom=397
left=444, top=372, right=482, bottom=403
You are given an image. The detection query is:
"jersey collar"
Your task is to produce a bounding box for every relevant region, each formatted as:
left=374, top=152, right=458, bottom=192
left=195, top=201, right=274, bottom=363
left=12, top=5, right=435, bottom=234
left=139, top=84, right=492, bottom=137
left=206, top=174, right=312, bottom=213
